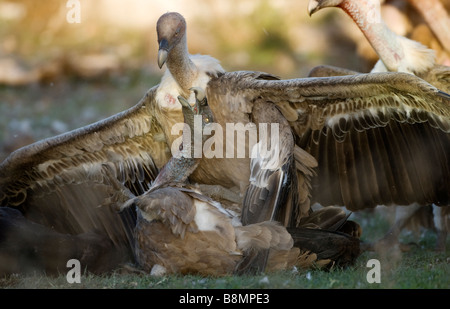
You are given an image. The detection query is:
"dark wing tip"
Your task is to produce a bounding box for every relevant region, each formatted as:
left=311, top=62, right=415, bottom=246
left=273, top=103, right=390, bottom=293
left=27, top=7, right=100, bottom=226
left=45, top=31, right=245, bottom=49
left=437, top=90, right=450, bottom=100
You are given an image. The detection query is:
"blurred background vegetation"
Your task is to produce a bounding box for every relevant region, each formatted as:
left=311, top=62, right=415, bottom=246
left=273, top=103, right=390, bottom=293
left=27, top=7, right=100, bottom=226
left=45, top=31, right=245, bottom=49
left=0, top=0, right=373, bottom=157
left=0, top=0, right=448, bottom=156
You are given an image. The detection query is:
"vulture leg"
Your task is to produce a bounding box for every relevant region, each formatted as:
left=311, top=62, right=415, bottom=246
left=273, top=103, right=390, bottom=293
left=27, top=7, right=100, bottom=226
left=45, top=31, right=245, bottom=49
left=370, top=203, right=423, bottom=252
left=432, top=204, right=449, bottom=252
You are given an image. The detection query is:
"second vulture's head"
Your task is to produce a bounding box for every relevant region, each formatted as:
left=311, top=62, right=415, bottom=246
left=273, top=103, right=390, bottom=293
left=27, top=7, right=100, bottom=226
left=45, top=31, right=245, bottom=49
left=156, top=12, right=187, bottom=68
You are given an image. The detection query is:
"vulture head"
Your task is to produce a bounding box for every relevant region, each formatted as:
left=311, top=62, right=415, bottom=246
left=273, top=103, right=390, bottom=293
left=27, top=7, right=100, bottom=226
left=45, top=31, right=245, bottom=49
left=157, top=12, right=187, bottom=69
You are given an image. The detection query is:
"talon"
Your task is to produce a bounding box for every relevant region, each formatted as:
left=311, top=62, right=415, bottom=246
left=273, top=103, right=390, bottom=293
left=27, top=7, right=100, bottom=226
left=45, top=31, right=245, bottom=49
left=189, top=87, right=207, bottom=105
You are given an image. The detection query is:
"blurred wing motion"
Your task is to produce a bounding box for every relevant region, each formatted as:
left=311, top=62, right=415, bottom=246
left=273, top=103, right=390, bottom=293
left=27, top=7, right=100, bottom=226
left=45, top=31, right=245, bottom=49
left=0, top=86, right=171, bottom=262
left=206, top=71, right=450, bottom=214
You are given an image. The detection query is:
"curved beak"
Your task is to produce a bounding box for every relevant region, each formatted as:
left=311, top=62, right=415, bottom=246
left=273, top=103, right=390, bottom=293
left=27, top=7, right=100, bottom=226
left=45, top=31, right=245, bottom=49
left=158, top=39, right=169, bottom=69
left=177, top=95, right=191, bottom=109
left=307, top=0, right=320, bottom=16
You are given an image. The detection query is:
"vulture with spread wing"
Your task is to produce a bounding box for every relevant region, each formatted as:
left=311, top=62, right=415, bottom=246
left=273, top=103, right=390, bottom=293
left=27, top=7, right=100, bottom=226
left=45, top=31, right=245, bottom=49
left=116, top=92, right=350, bottom=276
left=0, top=11, right=449, bottom=274
left=308, top=0, right=450, bottom=251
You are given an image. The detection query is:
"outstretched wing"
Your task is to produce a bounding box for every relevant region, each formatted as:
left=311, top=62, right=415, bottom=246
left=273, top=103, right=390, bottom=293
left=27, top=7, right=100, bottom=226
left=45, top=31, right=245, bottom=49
left=207, top=71, right=450, bottom=212
left=0, top=85, right=172, bottom=251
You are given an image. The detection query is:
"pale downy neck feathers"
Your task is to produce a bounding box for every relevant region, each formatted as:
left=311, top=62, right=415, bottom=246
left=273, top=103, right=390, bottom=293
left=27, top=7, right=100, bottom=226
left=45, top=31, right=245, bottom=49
left=370, top=36, right=436, bottom=74
left=156, top=55, right=224, bottom=110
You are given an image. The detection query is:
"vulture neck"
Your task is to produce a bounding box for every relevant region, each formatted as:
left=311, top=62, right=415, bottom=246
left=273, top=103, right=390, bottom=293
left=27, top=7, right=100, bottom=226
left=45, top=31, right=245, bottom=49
left=340, top=0, right=405, bottom=72
left=167, top=35, right=198, bottom=98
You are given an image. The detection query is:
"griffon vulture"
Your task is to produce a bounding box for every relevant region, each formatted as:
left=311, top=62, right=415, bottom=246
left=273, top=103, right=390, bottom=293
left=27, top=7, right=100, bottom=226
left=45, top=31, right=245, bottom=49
left=0, top=11, right=449, bottom=274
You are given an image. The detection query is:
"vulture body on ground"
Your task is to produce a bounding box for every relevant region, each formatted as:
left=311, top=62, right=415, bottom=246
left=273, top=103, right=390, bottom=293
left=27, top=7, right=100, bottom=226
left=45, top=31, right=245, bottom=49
left=0, top=11, right=449, bottom=274
left=308, top=0, right=450, bottom=251
left=126, top=181, right=362, bottom=276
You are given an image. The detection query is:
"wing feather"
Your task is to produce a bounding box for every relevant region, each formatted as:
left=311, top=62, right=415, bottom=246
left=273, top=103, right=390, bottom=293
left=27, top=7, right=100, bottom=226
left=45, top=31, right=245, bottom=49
left=241, top=100, right=298, bottom=226
left=355, top=129, right=378, bottom=205
left=0, top=86, right=171, bottom=250
left=207, top=71, right=450, bottom=210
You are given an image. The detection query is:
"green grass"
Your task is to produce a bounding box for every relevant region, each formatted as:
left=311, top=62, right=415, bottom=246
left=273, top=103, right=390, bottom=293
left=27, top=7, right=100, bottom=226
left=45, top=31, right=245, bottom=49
left=1, top=212, right=448, bottom=289
left=1, top=249, right=448, bottom=289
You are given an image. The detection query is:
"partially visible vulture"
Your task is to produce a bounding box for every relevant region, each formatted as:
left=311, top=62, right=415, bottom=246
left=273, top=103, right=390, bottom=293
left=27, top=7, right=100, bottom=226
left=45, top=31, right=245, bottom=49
left=0, top=11, right=449, bottom=274
left=308, top=0, right=450, bottom=250
left=307, top=0, right=450, bottom=91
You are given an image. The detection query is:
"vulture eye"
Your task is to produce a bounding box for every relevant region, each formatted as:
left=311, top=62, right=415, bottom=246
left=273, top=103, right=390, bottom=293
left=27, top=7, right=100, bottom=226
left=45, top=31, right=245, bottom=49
left=204, top=117, right=210, bottom=123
